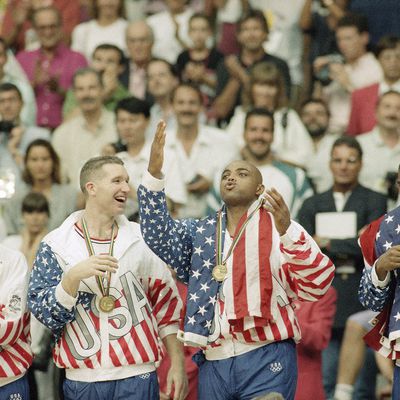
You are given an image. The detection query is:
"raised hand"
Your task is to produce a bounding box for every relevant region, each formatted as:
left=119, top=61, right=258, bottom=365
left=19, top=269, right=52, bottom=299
left=148, top=120, right=166, bottom=179
left=262, top=188, right=291, bottom=236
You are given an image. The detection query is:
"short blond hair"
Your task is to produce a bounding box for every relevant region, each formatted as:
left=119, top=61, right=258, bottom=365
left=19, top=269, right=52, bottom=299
left=80, top=156, right=124, bottom=194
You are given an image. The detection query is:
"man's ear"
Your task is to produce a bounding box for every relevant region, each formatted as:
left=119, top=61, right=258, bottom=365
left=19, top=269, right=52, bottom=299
left=256, top=184, right=265, bottom=196
left=85, top=181, right=96, bottom=196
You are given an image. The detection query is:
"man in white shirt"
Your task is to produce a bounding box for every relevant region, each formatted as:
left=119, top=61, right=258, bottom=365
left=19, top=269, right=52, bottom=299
left=348, top=35, right=400, bottom=135
left=358, top=90, right=400, bottom=200
left=314, top=13, right=382, bottom=134
left=301, top=98, right=340, bottom=192
left=52, top=68, right=118, bottom=188
left=146, top=58, right=179, bottom=138
left=165, top=83, right=237, bottom=218
left=115, top=96, right=186, bottom=219
left=146, top=0, right=193, bottom=64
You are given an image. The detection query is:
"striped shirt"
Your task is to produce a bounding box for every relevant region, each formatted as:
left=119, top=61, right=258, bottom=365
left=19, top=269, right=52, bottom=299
left=0, top=245, right=33, bottom=386
left=28, top=212, right=182, bottom=382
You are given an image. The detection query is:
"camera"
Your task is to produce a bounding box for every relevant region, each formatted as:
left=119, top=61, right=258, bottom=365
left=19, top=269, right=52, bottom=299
left=0, top=120, right=15, bottom=137
left=315, top=54, right=344, bottom=86
left=386, top=171, right=399, bottom=201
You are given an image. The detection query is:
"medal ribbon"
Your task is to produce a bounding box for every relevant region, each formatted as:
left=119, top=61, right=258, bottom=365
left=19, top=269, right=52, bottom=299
left=216, top=199, right=264, bottom=266
left=81, top=218, right=115, bottom=297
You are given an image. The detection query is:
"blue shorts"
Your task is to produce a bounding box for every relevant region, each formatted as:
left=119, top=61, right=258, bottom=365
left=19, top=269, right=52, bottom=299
left=63, top=371, right=159, bottom=400
left=198, top=340, right=297, bottom=400
left=0, top=374, right=30, bottom=399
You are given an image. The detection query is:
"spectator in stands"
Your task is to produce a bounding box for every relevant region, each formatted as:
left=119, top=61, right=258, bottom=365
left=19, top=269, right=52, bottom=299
left=208, top=108, right=313, bottom=219
left=204, top=0, right=248, bottom=56
left=52, top=68, right=118, bottom=187
left=63, top=43, right=129, bottom=119
left=300, top=0, right=348, bottom=96
left=0, top=38, right=36, bottom=126
left=176, top=13, right=224, bottom=110
left=226, top=62, right=312, bottom=168
left=3, top=139, right=77, bottom=235
left=113, top=96, right=186, bottom=219
left=358, top=91, right=400, bottom=202
left=313, top=13, right=382, bottom=134
left=297, top=136, right=387, bottom=399
left=349, top=0, right=400, bottom=46
left=72, top=0, right=128, bottom=61
left=0, top=83, right=50, bottom=190
left=146, top=58, right=179, bottom=137
left=16, top=6, right=87, bottom=130
left=121, top=20, right=154, bottom=100
left=301, top=98, right=340, bottom=192
left=164, top=82, right=236, bottom=218
left=250, top=0, right=307, bottom=104
left=348, top=35, right=400, bottom=136
left=147, top=0, right=193, bottom=64
left=211, top=9, right=291, bottom=123
left=1, top=191, right=53, bottom=400
left=1, top=0, right=81, bottom=53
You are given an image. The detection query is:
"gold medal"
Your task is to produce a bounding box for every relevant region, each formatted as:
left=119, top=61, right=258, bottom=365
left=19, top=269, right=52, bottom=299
left=212, top=264, right=227, bottom=282
left=99, top=295, right=116, bottom=312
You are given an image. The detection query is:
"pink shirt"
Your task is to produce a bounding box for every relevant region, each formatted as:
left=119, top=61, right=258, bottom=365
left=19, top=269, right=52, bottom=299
left=16, top=44, right=87, bottom=129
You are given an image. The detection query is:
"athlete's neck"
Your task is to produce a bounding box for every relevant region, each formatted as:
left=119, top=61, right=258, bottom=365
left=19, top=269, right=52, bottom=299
left=81, top=209, right=116, bottom=239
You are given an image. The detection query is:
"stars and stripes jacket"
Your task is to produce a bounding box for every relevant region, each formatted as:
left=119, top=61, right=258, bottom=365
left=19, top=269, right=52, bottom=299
left=28, top=211, right=182, bottom=382
left=358, top=207, right=400, bottom=361
left=0, top=245, right=33, bottom=387
left=138, top=172, right=335, bottom=348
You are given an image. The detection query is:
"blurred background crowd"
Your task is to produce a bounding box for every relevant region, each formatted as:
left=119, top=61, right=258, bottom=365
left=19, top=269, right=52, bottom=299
left=0, top=0, right=399, bottom=399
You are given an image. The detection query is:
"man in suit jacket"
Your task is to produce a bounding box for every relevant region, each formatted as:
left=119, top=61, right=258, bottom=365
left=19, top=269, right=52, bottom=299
left=120, top=20, right=154, bottom=103
left=347, top=35, right=400, bottom=136
left=297, top=136, right=387, bottom=399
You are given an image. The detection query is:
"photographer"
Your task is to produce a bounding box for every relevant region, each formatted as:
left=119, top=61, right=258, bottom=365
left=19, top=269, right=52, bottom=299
left=0, top=83, right=50, bottom=190
left=313, top=13, right=382, bottom=134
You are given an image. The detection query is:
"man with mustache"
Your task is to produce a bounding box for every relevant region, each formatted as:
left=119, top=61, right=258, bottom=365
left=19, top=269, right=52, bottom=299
left=208, top=108, right=313, bottom=219
left=301, top=98, right=340, bottom=193
left=162, top=82, right=236, bottom=218
left=137, top=121, right=334, bottom=399
left=52, top=68, right=118, bottom=188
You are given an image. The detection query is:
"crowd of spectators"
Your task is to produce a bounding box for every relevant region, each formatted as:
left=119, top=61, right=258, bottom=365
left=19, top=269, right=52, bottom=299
left=0, top=1, right=399, bottom=399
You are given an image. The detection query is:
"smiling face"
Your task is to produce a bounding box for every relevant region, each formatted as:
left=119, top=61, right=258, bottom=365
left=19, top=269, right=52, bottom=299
left=86, top=163, right=130, bottom=216
left=220, top=160, right=264, bottom=207
left=244, top=114, right=274, bottom=160
left=376, top=92, right=400, bottom=131
left=32, top=8, right=62, bottom=50
left=301, top=101, right=330, bottom=138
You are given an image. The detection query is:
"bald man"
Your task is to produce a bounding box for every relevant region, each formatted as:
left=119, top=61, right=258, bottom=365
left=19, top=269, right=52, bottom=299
left=122, top=20, right=154, bottom=99
left=137, top=122, right=335, bottom=400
